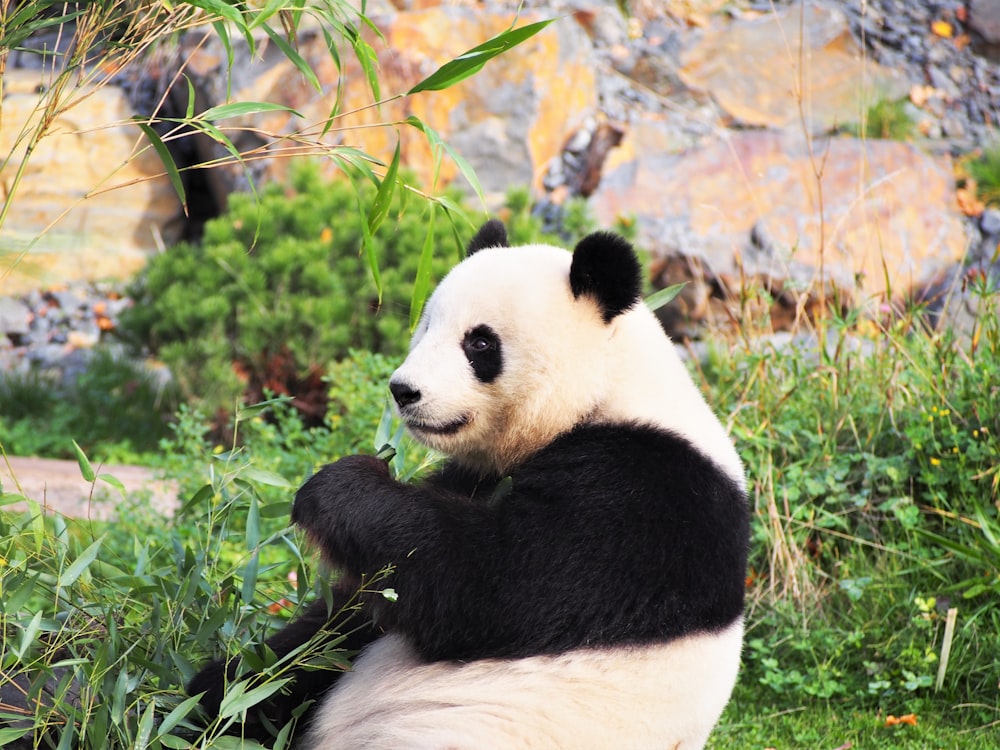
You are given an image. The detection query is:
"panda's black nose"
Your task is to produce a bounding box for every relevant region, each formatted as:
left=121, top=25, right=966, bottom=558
left=389, top=380, right=421, bottom=408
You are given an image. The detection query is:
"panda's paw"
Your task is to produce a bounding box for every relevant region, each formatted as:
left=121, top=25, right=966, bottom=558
left=292, top=455, right=392, bottom=528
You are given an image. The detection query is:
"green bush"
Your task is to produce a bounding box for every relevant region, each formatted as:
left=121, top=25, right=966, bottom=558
left=701, top=287, right=1000, bottom=721
left=120, top=162, right=470, bottom=421
left=841, top=97, right=916, bottom=141
left=0, top=349, right=178, bottom=461
left=966, top=141, right=1000, bottom=206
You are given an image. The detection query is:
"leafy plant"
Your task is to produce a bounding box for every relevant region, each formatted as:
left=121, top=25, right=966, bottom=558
left=966, top=142, right=1000, bottom=207
left=0, top=349, right=178, bottom=461
left=119, top=162, right=471, bottom=422
left=841, top=97, right=916, bottom=141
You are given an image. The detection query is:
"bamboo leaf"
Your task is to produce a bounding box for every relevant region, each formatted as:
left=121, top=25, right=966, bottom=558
left=156, top=694, right=205, bottom=738
left=645, top=283, right=688, bottom=313
left=134, top=120, right=187, bottom=209
left=71, top=440, right=95, bottom=482
left=219, top=678, right=291, bottom=719
left=405, top=116, right=485, bottom=206
left=261, top=24, right=322, bottom=93
left=185, top=0, right=244, bottom=27
left=367, top=140, right=401, bottom=236
left=408, top=19, right=555, bottom=94
left=200, top=101, right=304, bottom=121
left=410, top=203, right=437, bottom=331
left=58, top=536, right=105, bottom=589
left=241, top=466, right=293, bottom=489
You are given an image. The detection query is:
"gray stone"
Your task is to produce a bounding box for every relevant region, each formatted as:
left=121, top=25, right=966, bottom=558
left=980, top=208, right=1000, bottom=236
left=0, top=298, right=31, bottom=336
left=970, top=0, right=1000, bottom=44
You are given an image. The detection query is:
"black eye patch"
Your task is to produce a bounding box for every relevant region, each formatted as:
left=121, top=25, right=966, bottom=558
left=462, top=325, right=503, bottom=383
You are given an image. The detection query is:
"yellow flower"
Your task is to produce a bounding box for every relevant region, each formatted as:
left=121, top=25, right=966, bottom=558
left=929, top=457, right=941, bottom=466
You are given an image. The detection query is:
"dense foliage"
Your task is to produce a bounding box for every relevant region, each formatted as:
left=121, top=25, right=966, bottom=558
left=119, top=162, right=469, bottom=422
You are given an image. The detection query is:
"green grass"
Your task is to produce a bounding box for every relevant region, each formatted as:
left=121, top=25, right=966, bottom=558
left=710, top=696, right=1000, bottom=749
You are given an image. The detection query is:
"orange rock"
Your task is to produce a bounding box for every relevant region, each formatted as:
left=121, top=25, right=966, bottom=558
left=592, top=129, right=968, bottom=308
left=679, top=4, right=909, bottom=133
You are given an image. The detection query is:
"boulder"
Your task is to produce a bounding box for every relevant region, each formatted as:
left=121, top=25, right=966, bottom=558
left=679, top=4, right=911, bottom=133
left=0, top=70, right=182, bottom=295
left=591, top=128, right=969, bottom=330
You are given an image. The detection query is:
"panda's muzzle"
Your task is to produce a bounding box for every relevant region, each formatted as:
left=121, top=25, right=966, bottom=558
left=389, top=378, right=470, bottom=436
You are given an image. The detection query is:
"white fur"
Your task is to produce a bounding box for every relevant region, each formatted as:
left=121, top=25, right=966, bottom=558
left=393, top=243, right=744, bottom=485
left=303, top=620, right=743, bottom=750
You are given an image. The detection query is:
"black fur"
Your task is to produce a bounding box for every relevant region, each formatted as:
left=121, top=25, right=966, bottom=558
left=466, top=218, right=508, bottom=254
left=290, top=423, right=747, bottom=662
left=190, top=424, right=748, bottom=740
left=462, top=324, right=503, bottom=383
left=570, top=232, right=643, bottom=323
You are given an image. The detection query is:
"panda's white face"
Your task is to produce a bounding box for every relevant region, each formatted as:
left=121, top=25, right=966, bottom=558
left=390, top=244, right=612, bottom=475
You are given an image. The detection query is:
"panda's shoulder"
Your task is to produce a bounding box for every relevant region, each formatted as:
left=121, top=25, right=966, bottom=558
left=517, top=421, right=742, bottom=496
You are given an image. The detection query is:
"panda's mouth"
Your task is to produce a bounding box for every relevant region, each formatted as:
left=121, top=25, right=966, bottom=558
left=405, top=414, right=470, bottom=436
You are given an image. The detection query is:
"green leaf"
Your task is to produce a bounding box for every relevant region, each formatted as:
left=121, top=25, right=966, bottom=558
left=241, top=550, right=260, bottom=604
left=240, top=466, right=293, bottom=489
left=405, top=117, right=486, bottom=207
left=645, top=283, right=688, bottom=313
left=58, top=535, right=105, bottom=588
left=261, top=25, right=322, bottom=93
left=185, top=0, right=245, bottom=26
left=71, top=440, right=95, bottom=482
left=135, top=699, right=156, bottom=750
left=246, top=492, right=261, bottom=551
left=134, top=120, right=187, bottom=209
left=200, top=101, right=304, bottom=121
left=156, top=694, right=205, bottom=738
left=0, top=727, right=34, bottom=745
left=367, top=140, right=401, bottom=236
left=408, top=19, right=556, bottom=94
left=410, top=203, right=437, bottom=331
left=14, top=611, right=42, bottom=660
left=98, top=473, right=126, bottom=497
left=219, top=678, right=292, bottom=719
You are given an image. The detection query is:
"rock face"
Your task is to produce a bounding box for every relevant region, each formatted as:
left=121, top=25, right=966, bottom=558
left=679, top=4, right=910, bottom=132
left=592, top=130, right=967, bottom=312
left=181, top=7, right=598, bottom=204
left=0, top=70, right=182, bottom=295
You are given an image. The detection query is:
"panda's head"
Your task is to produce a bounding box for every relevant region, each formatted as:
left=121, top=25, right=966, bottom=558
left=388, top=219, right=646, bottom=475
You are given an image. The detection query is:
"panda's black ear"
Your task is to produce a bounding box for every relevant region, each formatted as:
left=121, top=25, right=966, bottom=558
left=467, top=219, right=508, bottom=255
left=570, top=232, right=643, bottom=323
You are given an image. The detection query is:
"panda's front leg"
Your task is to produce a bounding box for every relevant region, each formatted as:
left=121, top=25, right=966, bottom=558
left=292, top=455, right=417, bottom=578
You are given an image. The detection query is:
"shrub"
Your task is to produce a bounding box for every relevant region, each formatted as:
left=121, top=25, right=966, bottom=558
left=120, top=161, right=470, bottom=422
left=966, top=142, right=1000, bottom=206
left=840, top=97, right=916, bottom=141
left=701, top=285, right=1000, bottom=714
left=0, top=349, right=178, bottom=461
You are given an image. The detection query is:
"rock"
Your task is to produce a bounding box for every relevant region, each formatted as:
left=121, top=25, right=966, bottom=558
left=678, top=4, right=911, bottom=133
left=0, top=298, right=31, bottom=339
left=970, top=0, right=1000, bottom=45
left=591, top=130, right=968, bottom=329
left=0, top=70, right=183, bottom=295
left=981, top=208, right=1000, bottom=237
left=181, top=7, right=598, bottom=204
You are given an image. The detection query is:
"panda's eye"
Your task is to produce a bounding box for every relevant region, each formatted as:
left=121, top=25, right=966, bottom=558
left=462, top=325, right=502, bottom=384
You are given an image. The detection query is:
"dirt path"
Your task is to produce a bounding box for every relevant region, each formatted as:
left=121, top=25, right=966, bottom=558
left=1, top=456, right=178, bottom=520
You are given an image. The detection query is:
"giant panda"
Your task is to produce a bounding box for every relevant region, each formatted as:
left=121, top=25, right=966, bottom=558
left=189, top=219, right=750, bottom=749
